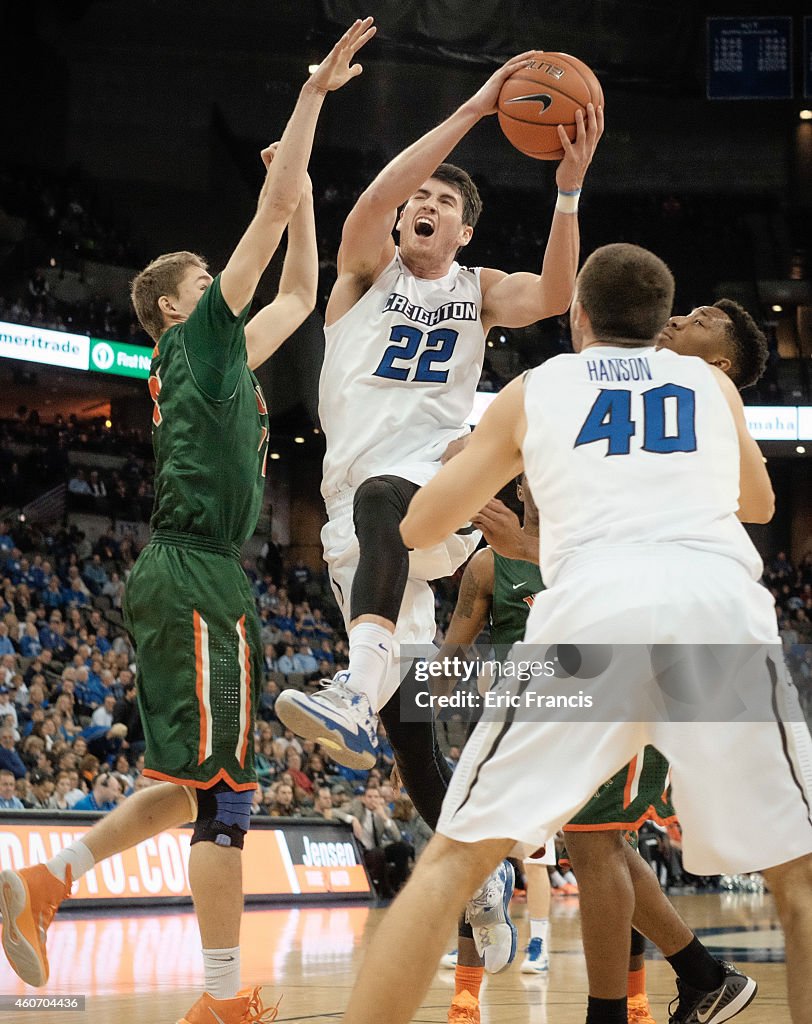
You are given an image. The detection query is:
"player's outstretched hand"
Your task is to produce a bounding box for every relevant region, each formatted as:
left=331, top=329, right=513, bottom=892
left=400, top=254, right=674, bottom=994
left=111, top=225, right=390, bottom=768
left=555, top=101, right=603, bottom=192
left=308, top=17, right=376, bottom=94
left=464, top=52, right=537, bottom=118
left=471, top=499, right=527, bottom=560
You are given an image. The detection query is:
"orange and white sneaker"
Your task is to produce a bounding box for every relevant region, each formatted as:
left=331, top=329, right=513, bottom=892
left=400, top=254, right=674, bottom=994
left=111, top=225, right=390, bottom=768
left=178, top=986, right=279, bottom=1024
left=627, top=992, right=657, bottom=1023
left=0, top=864, right=72, bottom=986
left=447, top=990, right=481, bottom=1024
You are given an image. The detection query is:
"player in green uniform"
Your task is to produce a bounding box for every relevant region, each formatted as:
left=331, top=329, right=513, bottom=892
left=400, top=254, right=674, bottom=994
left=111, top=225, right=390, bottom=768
left=0, top=21, right=375, bottom=1024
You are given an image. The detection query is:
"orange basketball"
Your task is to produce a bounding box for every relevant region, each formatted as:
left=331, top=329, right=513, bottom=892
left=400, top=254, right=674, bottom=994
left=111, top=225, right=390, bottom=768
left=497, top=51, right=603, bottom=160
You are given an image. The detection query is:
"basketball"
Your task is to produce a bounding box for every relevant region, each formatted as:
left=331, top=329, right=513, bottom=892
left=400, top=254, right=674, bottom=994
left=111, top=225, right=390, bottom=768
left=498, top=51, right=603, bottom=160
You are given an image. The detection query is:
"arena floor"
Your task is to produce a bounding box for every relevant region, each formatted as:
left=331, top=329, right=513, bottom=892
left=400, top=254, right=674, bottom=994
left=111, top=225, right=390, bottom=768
left=0, top=891, right=789, bottom=1023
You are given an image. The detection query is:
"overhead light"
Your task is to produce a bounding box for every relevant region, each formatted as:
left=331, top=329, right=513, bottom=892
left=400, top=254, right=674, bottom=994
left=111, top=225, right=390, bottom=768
left=104, top=419, right=112, bottom=428
left=294, top=436, right=305, bottom=444
left=796, top=446, right=806, bottom=454
left=800, top=109, right=812, bottom=121
left=270, top=452, right=281, bottom=460
left=312, top=427, right=320, bottom=434
left=487, top=340, right=494, bottom=348
left=771, top=304, right=783, bottom=313
left=762, top=456, right=767, bottom=463
left=308, top=64, right=319, bottom=74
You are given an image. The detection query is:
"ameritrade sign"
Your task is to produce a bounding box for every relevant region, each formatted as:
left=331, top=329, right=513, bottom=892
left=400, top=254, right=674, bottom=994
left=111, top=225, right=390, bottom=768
left=0, top=323, right=89, bottom=371
left=0, top=320, right=150, bottom=380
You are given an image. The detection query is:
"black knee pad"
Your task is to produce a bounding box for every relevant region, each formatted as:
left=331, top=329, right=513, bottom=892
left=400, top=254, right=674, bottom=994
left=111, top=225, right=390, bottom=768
left=351, top=476, right=419, bottom=623
left=353, top=475, right=416, bottom=537
left=191, top=781, right=253, bottom=850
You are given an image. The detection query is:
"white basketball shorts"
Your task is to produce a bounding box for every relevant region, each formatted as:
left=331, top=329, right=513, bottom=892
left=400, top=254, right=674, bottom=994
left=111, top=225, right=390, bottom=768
left=438, top=546, right=812, bottom=875
left=322, top=472, right=479, bottom=711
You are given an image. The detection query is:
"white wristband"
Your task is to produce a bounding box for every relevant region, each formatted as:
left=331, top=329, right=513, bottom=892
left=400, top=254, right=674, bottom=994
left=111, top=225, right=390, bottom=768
left=555, top=189, right=581, bottom=214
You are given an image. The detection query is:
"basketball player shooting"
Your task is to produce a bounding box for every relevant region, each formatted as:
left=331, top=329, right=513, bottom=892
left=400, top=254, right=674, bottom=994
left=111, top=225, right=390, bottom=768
left=274, top=52, right=601, bottom=975
left=275, top=50, right=602, bottom=791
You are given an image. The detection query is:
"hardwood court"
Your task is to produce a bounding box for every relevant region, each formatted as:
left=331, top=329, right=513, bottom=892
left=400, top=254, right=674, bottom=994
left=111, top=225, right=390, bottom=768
left=0, top=892, right=789, bottom=1023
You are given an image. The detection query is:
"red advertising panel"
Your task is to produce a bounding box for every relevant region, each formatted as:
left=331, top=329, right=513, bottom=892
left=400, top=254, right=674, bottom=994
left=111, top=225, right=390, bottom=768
left=0, top=816, right=371, bottom=905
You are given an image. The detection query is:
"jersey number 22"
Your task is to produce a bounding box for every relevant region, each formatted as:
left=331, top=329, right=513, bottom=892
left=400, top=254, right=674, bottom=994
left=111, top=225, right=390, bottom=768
left=373, top=326, right=459, bottom=383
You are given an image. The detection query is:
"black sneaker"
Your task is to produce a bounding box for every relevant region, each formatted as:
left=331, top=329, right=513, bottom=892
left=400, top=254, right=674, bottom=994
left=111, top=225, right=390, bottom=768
left=668, top=962, right=757, bottom=1023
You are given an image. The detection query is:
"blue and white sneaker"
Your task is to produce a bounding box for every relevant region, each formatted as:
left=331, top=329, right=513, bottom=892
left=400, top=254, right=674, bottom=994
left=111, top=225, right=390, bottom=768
left=439, top=949, right=458, bottom=970
left=465, top=860, right=518, bottom=974
left=275, top=672, right=379, bottom=770
left=521, top=937, right=549, bottom=973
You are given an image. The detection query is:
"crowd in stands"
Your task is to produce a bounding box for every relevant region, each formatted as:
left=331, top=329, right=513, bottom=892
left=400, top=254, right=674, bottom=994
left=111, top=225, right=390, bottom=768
left=0, top=163, right=141, bottom=271
left=0, top=411, right=152, bottom=512
left=0, top=163, right=147, bottom=341
left=0, top=286, right=145, bottom=347
left=769, top=550, right=812, bottom=709
left=0, top=159, right=796, bottom=404
left=0, top=505, right=809, bottom=896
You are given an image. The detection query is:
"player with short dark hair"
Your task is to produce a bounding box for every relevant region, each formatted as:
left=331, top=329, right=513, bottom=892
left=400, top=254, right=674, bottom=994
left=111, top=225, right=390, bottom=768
left=0, top=22, right=374, bottom=1024
left=658, top=299, right=768, bottom=390
left=275, top=57, right=602, bottom=973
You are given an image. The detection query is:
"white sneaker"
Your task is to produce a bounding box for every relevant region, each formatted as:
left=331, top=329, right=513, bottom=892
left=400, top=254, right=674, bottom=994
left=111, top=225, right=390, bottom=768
left=521, top=937, right=549, bottom=973
left=439, top=949, right=458, bottom=970
left=275, top=672, right=379, bottom=770
left=465, top=860, right=518, bottom=974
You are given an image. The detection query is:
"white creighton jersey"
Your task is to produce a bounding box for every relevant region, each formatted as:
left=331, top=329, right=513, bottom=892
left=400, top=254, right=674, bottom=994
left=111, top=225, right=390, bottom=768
left=320, top=249, right=485, bottom=498
left=522, top=346, right=763, bottom=586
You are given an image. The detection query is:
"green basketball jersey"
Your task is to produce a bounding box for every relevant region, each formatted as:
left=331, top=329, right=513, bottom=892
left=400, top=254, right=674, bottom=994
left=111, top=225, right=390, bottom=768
left=148, top=275, right=269, bottom=546
left=491, top=550, right=545, bottom=647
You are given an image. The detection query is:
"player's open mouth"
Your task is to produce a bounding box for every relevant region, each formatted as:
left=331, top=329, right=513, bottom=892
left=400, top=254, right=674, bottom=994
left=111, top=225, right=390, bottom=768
left=414, top=218, right=435, bottom=237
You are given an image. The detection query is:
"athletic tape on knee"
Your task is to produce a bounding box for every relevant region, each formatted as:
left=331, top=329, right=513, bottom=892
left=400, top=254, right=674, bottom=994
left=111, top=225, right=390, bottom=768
left=192, top=783, right=253, bottom=850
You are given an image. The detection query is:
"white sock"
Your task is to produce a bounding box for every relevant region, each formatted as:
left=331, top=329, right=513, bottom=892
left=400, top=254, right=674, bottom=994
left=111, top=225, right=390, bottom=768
left=549, top=869, right=566, bottom=888
left=530, top=918, right=549, bottom=947
left=563, top=870, right=577, bottom=886
left=47, top=840, right=95, bottom=883
left=345, top=622, right=393, bottom=710
left=202, top=946, right=241, bottom=1000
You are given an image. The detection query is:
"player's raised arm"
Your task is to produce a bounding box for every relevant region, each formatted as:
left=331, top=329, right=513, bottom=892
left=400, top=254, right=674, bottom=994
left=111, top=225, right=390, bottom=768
left=245, top=151, right=317, bottom=371
left=332, top=54, right=536, bottom=292
left=219, top=18, right=375, bottom=317
left=443, top=549, right=494, bottom=650
left=709, top=366, right=775, bottom=523
left=480, top=103, right=603, bottom=332
left=401, top=377, right=526, bottom=550
left=427, top=548, right=495, bottom=699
